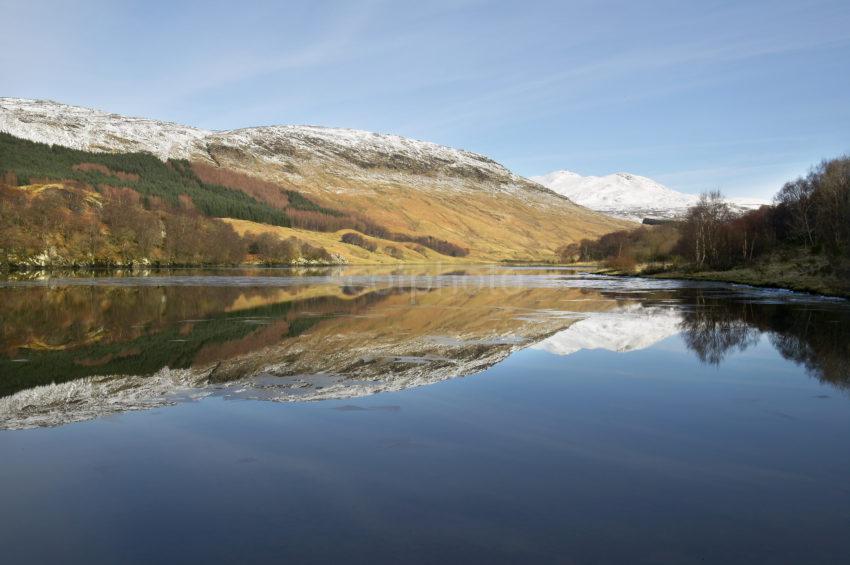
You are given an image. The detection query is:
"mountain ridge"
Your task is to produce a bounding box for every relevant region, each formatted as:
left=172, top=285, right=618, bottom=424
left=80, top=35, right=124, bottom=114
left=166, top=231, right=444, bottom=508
left=0, top=98, right=537, bottom=193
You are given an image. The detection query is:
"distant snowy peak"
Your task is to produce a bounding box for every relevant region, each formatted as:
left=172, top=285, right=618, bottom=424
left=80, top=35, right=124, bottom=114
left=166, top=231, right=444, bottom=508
left=531, top=169, right=766, bottom=222
left=534, top=169, right=694, bottom=212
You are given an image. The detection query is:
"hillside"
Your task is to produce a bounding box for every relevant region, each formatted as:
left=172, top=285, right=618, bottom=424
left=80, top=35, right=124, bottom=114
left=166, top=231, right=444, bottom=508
left=532, top=170, right=766, bottom=222
left=0, top=98, right=630, bottom=264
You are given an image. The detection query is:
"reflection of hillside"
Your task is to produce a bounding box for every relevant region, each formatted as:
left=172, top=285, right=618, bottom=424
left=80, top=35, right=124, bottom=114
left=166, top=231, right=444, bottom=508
left=678, top=290, right=850, bottom=387
left=0, top=284, right=375, bottom=357
left=0, top=286, right=618, bottom=428
left=0, top=287, right=391, bottom=397
left=207, top=287, right=618, bottom=386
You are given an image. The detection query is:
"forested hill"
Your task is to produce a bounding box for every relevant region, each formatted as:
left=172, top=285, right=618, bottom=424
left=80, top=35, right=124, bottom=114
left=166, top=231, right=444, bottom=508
left=0, top=132, right=330, bottom=227
left=0, top=133, right=473, bottom=267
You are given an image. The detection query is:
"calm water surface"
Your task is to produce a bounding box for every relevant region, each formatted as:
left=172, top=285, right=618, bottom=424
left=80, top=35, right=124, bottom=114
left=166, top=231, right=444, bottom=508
left=1, top=266, right=848, bottom=564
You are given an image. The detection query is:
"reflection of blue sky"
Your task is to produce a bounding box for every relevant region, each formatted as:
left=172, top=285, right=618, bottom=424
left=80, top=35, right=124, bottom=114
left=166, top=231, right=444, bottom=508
left=4, top=323, right=848, bottom=563
left=3, top=0, right=848, bottom=198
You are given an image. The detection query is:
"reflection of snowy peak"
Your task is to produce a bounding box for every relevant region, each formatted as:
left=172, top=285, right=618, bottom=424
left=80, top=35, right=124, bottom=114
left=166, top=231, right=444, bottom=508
left=531, top=305, right=682, bottom=356
left=531, top=170, right=766, bottom=222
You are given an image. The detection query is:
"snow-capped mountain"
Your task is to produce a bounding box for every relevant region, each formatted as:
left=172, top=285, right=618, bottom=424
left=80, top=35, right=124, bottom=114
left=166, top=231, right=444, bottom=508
left=0, top=97, right=535, bottom=194
left=0, top=98, right=629, bottom=261
left=531, top=170, right=766, bottom=222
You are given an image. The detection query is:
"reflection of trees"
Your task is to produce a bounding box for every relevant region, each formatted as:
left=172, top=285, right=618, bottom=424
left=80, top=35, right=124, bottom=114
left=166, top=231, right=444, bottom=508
left=767, top=313, right=850, bottom=387
left=678, top=290, right=850, bottom=388
left=680, top=301, right=760, bottom=365
left=0, top=286, right=404, bottom=397
left=0, top=285, right=288, bottom=355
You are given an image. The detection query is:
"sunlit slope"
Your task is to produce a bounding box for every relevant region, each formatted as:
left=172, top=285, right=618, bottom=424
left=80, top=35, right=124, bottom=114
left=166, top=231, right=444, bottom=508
left=222, top=219, right=471, bottom=264
left=197, top=127, right=630, bottom=261
left=1, top=98, right=630, bottom=262
left=302, top=183, right=622, bottom=262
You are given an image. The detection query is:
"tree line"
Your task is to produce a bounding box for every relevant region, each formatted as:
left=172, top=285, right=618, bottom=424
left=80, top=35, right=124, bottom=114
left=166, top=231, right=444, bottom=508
left=558, top=155, right=850, bottom=272
left=0, top=180, right=334, bottom=268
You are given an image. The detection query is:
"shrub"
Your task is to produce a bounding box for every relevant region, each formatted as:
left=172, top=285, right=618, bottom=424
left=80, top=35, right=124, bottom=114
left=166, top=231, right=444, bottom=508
left=299, top=241, right=332, bottom=262
left=249, top=233, right=299, bottom=264
left=603, top=254, right=637, bottom=272
left=341, top=232, right=377, bottom=252
left=384, top=246, right=404, bottom=259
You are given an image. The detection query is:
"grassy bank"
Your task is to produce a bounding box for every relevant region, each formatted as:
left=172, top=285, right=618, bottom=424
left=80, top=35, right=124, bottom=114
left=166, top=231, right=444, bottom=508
left=647, top=267, right=850, bottom=298
left=590, top=250, right=850, bottom=299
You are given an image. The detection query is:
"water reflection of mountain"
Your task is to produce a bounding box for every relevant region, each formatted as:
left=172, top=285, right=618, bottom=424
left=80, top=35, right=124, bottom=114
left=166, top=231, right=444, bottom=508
left=531, top=289, right=850, bottom=391
left=2, top=279, right=849, bottom=430
left=0, top=284, right=376, bottom=396
left=677, top=290, right=850, bottom=388
left=0, top=283, right=620, bottom=429
left=531, top=305, right=682, bottom=356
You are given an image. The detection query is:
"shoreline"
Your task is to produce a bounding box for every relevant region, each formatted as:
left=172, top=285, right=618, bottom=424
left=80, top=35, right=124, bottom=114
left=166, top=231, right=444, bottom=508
left=586, top=265, right=850, bottom=300
left=646, top=271, right=850, bottom=300
left=0, top=258, right=568, bottom=274
left=5, top=261, right=846, bottom=300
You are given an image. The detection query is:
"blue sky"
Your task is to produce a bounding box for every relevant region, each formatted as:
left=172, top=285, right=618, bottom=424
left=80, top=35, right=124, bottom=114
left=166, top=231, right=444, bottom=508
left=1, top=0, right=848, bottom=198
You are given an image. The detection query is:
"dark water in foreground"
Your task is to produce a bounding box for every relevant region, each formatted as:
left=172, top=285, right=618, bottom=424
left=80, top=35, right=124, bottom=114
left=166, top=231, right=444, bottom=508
left=1, top=266, right=849, bottom=564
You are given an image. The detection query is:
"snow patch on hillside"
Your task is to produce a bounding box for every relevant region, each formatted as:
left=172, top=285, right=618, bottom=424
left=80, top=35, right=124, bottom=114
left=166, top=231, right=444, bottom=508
left=0, top=98, right=209, bottom=159
left=0, top=98, right=534, bottom=194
